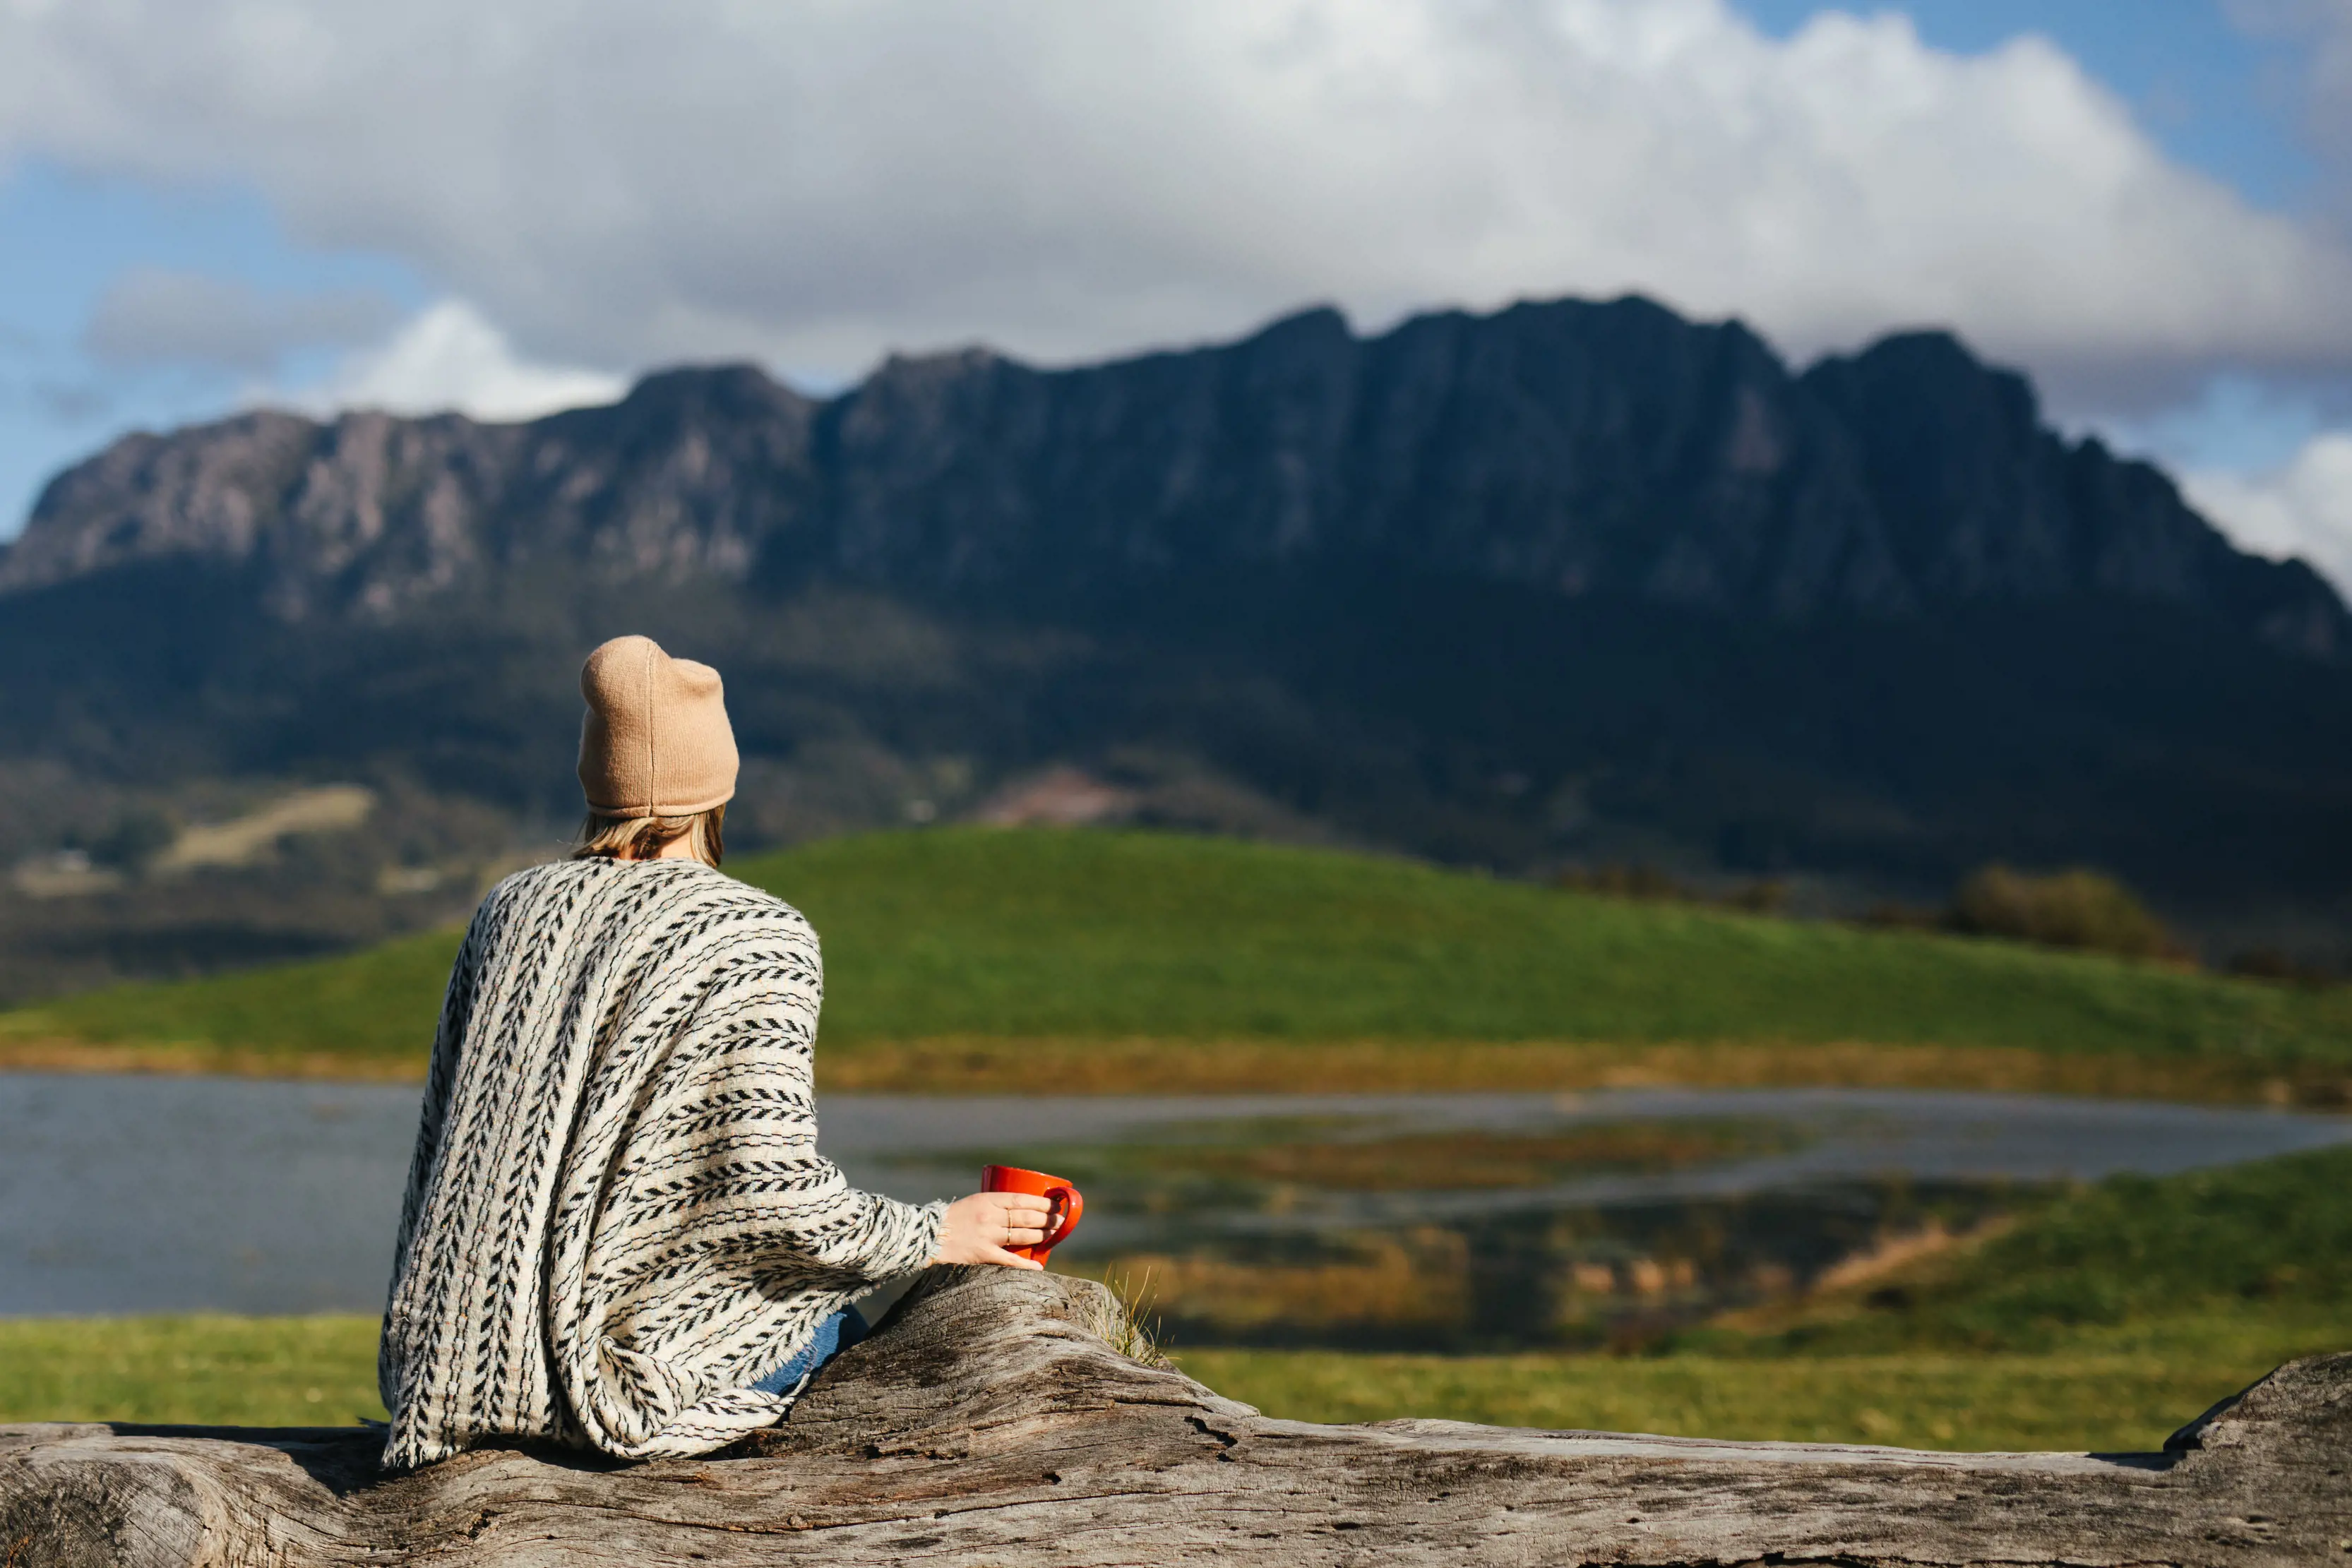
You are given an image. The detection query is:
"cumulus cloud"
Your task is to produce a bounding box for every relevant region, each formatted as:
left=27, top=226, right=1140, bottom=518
left=2185, top=430, right=2352, bottom=598
left=83, top=268, right=398, bottom=371
left=1, top=0, right=2348, bottom=407
left=302, top=300, right=625, bottom=421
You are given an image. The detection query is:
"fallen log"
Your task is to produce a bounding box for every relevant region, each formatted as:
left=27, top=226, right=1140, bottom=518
left=3, top=1267, right=2346, bottom=1566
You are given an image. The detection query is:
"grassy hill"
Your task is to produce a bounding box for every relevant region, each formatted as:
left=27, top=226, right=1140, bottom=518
left=4, top=828, right=2347, bottom=1093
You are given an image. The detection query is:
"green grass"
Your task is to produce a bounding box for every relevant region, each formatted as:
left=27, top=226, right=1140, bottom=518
left=0, top=1315, right=385, bottom=1428
left=0, top=1313, right=2290, bottom=1452
left=4, top=829, right=2348, bottom=1077
left=0, top=926, right=467, bottom=1067
left=1176, top=1339, right=2301, bottom=1453
left=1691, top=1142, right=2352, bottom=1356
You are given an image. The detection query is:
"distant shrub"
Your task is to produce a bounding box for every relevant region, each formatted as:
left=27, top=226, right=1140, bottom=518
left=83, top=808, right=178, bottom=874
left=1719, top=880, right=1791, bottom=916
left=1947, top=864, right=2184, bottom=963
left=1553, top=863, right=1690, bottom=901
left=2226, top=948, right=2339, bottom=988
left=1551, top=862, right=1786, bottom=914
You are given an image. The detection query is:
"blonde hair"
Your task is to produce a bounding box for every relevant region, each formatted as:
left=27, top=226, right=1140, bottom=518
left=573, top=804, right=726, bottom=867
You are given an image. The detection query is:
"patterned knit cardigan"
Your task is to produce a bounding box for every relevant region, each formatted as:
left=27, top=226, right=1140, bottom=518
left=377, top=856, right=944, bottom=1469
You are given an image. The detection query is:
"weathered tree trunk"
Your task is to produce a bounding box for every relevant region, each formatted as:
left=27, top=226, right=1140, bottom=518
left=4, top=1267, right=2347, bottom=1566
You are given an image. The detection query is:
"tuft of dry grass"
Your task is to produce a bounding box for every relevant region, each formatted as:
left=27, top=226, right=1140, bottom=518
left=1075, top=1267, right=1174, bottom=1369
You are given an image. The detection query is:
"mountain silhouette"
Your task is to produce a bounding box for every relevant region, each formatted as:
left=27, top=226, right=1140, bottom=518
left=4, top=293, right=2347, bottom=945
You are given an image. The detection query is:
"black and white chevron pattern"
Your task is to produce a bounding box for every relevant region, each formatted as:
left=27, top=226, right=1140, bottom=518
left=376, top=856, right=943, bottom=1468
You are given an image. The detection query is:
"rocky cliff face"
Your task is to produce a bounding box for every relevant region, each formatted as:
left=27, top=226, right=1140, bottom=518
left=4, top=294, right=2349, bottom=938
left=6, top=294, right=2339, bottom=657
left=0, top=368, right=820, bottom=620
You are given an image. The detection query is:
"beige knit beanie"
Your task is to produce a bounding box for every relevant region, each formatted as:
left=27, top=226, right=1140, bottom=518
left=577, top=635, right=739, bottom=818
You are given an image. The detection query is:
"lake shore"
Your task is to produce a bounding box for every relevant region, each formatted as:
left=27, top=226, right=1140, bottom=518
left=7, top=1033, right=2349, bottom=1107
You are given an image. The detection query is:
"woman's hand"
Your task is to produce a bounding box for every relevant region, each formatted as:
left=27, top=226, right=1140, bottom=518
left=931, top=1191, right=1057, bottom=1270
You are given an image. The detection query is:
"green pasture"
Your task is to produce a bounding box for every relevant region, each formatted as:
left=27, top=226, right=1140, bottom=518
left=3, top=829, right=2346, bottom=1078
left=1181, top=1339, right=2305, bottom=1454
left=0, top=1315, right=2300, bottom=1453
left=0, top=1315, right=387, bottom=1428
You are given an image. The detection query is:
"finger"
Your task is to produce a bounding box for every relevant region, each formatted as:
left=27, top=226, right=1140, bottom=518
left=996, top=1194, right=1056, bottom=1216
left=979, top=1244, right=1045, bottom=1271
left=1003, top=1226, right=1049, bottom=1245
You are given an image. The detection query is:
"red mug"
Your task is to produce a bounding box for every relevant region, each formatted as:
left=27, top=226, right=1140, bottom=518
left=982, top=1164, right=1084, bottom=1263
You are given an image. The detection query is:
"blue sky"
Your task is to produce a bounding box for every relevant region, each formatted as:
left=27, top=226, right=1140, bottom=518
left=2, top=0, right=2348, bottom=584
left=1747, top=1, right=2321, bottom=205
left=0, top=165, right=426, bottom=529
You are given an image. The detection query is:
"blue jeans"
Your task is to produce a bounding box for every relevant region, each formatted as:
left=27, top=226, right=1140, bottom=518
left=747, top=1307, right=867, bottom=1396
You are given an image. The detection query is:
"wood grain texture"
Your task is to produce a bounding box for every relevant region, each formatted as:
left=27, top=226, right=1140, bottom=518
left=4, top=1267, right=2348, bottom=1566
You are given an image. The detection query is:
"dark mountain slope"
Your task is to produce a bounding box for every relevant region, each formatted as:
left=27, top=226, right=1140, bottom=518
left=1, top=294, right=2346, bottom=949
left=8, top=296, right=2336, bottom=642
left=1801, top=333, right=2342, bottom=657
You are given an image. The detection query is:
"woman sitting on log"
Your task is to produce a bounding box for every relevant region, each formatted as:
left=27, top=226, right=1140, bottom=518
left=375, top=635, right=1052, bottom=1470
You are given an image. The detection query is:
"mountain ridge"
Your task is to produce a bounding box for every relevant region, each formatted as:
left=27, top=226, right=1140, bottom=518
left=6, top=294, right=2340, bottom=657
left=1, top=292, right=2348, bottom=963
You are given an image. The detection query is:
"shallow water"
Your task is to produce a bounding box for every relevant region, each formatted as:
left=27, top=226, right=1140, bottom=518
left=1, top=1073, right=2345, bottom=1324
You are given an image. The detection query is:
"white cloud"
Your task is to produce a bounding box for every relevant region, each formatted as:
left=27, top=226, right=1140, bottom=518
left=2, top=0, right=2350, bottom=405
left=2185, top=431, right=2352, bottom=597
left=300, top=300, right=623, bottom=421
